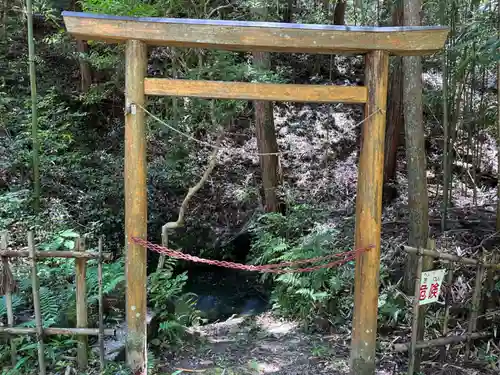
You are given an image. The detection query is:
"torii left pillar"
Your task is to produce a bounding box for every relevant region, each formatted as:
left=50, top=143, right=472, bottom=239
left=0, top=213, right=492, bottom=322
left=124, top=39, right=148, bottom=373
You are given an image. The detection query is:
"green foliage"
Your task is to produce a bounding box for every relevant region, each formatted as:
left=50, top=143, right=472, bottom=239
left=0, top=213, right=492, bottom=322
left=86, top=259, right=126, bottom=305
left=82, top=0, right=163, bottom=17
left=148, top=258, right=201, bottom=344
left=0, top=294, right=24, bottom=318
left=0, top=230, right=128, bottom=372
left=0, top=334, right=80, bottom=375
left=1, top=0, right=499, bottom=372
left=377, top=285, right=408, bottom=327
left=148, top=266, right=188, bottom=320
left=248, top=204, right=409, bottom=328
left=0, top=191, right=31, bottom=228
left=39, top=228, right=79, bottom=251
left=248, top=204, right=355, bottom=326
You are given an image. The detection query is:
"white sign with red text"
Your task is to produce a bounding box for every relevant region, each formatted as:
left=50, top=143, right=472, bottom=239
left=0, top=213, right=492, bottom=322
left=418, top=269, right=446, bottom=306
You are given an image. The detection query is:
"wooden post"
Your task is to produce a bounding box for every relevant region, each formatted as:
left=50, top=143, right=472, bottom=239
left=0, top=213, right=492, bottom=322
left=157, top=226, right=168, bottom=271
left=393, top=331, right=491, bottom=352
left=350, top=49, right=389, bottom=375
left=125, top=39, right=148, bottom=374
left=1, top=231, right=16, bottom=367
left=407, top=240, right=434, bottom=375
left=408, top=254, right=424, bottom=375
left=414, top=239, right=434, bottom=372
left=28, top=231, right=46, bottom=375
left=98, top=237, right=106, bottom=369
left=440, top=260, right=454, bottom=362
left=0, top=326, right=115, bottom=336
left=75, top=238, right=88, bottom=370
left=465, top=257, right=485, bottom=358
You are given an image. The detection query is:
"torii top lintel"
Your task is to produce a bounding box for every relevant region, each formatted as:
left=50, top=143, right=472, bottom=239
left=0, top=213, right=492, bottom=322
left=62, top=11, right=448, bottom=56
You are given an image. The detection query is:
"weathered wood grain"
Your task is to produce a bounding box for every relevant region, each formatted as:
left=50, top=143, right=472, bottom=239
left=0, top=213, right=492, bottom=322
left=144, top=79, right=368, bottom=103
left=62, top=11, right=448, bottom=56
left=0, top=327, right=115, bottom=336
left=350, top=50, right=389, bottom=375
left=124, top=39, right=148, bottom=373
left=28, top=232, right=46, bottom=375
left=75, top=238, right=88, bottom=371
left=0, top=250, right=112, bottom=259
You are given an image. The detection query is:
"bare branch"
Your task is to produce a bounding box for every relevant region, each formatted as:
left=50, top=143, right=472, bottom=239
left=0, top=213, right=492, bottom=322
left=163, top=130, right=224, bottom=232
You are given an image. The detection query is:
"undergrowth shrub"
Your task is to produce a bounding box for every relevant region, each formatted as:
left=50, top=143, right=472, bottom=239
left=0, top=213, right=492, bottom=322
left=248, top=204, right=356, bottom=328
left=148, top=257, right=201, bottom=345
left=248, top=204, right=408, bottom=330
left=0, top=228, right=200, bottom=372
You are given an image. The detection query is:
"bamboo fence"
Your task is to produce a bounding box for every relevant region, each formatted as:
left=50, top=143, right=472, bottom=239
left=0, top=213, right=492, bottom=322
left=0, top=230, right=116, bottom=373
left=399, top=243, right=500, bottom=375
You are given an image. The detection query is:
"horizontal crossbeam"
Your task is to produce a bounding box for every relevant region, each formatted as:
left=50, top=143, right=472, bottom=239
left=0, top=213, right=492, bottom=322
left=62, top=11, right=448, bottom=56
left=0, top=327, right=116, bottom=336
left=0, top=250, right=113, bottom=260
left=392, top=331, right=491, bottom=352
left=144, top=79, right=367, bottom=103
left=402, top=245, right=500, bottom=270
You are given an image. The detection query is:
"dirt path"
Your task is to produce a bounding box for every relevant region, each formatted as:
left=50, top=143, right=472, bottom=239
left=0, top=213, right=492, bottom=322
left=161, top=313, right=367, bottom=375
left=159, top=312, right=497, bottom=375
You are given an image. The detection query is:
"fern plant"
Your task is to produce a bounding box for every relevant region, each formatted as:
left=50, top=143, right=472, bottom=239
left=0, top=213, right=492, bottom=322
left=248, top=204, right=355, bottom=326
left=147, top=256, right=203, bottom=344
left=148, top=257, right=188, bottom=319
left=0, top=294, right=24, bottom=319
left=249, top=204, right=410, bottom=328
left=86, top=258, right=126, bottom=306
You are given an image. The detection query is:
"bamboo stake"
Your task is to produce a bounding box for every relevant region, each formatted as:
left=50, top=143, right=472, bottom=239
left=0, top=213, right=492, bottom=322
left=465, top=257, right=485, bottom=358
left=26, top=0, right=40, bottom=211
left=481, top=253, right=498, bottom=328
left=414, top=239, right=434, bottom=372
left=393, top=331, right=491, bottom=352
left=0, top=250, right=112, bottom=259
left=75, top=238, right=88, bottom=370
left=441, top=17, right=449, bottom=232
left=0, top=327, right=115, bottom=336
left=402, top=246, right=500, bottom=269
left=408, top=254, right=424, bottom=375
left=98, top=237, right=106, bottom=370
left=1, top=231, right=16, bottom=367
left=3, top=277, right=16, bottom=367
left=440, top=260, right=454, bottom=363
left=28, top=231, right=46, bottom=375
left=157, top=226, right=168, bottom=271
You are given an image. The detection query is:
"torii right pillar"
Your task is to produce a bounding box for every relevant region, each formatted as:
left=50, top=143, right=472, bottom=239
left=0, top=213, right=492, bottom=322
left=350, top=50, right=389, bottom=375
left=350, top=39, right=449, bottom=373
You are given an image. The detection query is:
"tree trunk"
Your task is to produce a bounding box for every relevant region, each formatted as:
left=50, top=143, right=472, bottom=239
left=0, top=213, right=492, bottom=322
left=27, top=0, right=40, bottom=211
left=252, top=7, right=281, bottom=213
left=496, top=20, right=500, bottom=231
left=333, top=1, right=347, bottom=25
left=76, top=40, right=92, bottom=92
left=1, top=0, right=7, bottom=38
left=73, top=0, right=92, bottom=92
left=402, top=0, right=429, bottom=296
left=283, top=0, right=294, bottom=22
left=323, top=0, right=330, bottom=17
left=383, top=0, right=404, bottom=190
left=440, top=0, right=449, bottom=232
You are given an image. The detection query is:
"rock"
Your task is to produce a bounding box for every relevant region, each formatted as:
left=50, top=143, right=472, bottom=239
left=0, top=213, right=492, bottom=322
left=199, top=360, right=214, bottom=367
left=240, top=298, right=267, bottom=316
left=93, top=309, right=158, bottom=362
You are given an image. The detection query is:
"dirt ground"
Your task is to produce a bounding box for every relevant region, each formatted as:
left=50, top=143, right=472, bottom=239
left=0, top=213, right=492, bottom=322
left=159, top=312, right=497, bottom=375
left=161, top=312, right=353, bottom=375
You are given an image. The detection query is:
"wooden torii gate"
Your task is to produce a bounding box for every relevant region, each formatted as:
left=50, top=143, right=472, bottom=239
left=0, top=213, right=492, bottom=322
left=62, top=11, right=448, bottom=375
